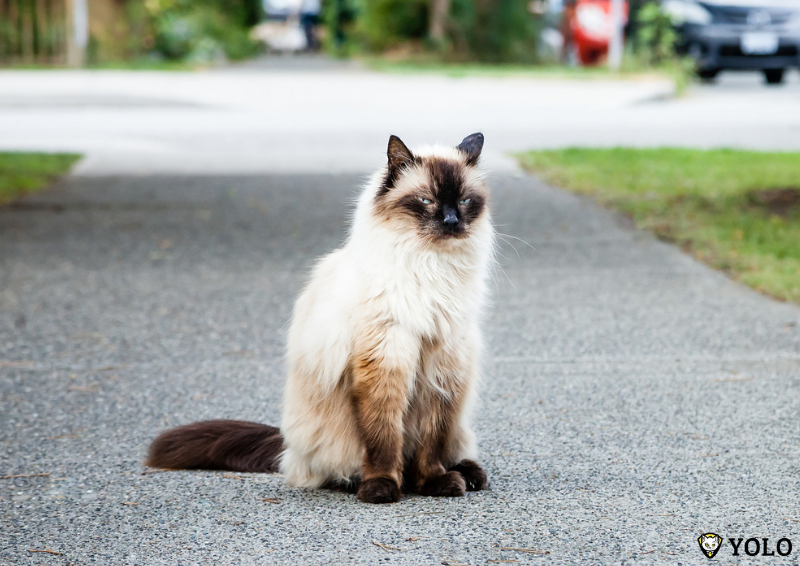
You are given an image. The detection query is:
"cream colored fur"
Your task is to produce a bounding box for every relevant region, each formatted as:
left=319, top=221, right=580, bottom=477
left=280, top=144, right=495, bottom=488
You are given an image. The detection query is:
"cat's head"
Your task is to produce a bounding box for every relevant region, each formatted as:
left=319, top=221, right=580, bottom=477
left=700, top=535, right=721, bottom=551
left=371, top=133, right=490, bottom=246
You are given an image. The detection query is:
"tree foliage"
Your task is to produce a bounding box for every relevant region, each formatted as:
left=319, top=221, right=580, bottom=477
left=450, top=0, right=539, bottom=63
left=324, top=0, right=540, bottom=63
left=354, top=0, right=430, bottom=51
left=126, top=0, right=262, bottom=63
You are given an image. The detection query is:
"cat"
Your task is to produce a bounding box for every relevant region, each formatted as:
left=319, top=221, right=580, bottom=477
left=147, top=132, right=495, bottom=504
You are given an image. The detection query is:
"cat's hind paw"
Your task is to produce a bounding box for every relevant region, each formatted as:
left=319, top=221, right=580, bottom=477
left=448, top=459, right=488, bottom=491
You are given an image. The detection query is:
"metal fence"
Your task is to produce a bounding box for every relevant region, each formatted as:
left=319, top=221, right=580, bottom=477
left=0, top=0, right=69, bottom=65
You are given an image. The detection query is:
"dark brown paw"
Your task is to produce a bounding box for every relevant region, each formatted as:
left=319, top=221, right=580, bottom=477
left=321, top=476, right=361, bottom=494
left=417, top=471, right=466, bottom=497
left=357, top=477, right=401, bottom=504
left=448, top=459, right=488, bottom=491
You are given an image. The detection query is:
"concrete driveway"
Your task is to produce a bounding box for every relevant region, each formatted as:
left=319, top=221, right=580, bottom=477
left=1, top=62, right=799, bottom=565
left=1, top=63, right=799, bottom=175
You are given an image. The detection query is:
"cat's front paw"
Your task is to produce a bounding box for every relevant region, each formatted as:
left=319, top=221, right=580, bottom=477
left=417, top=471, right=466, bottom=497
left=357, top=477, right=401, bottom=504
left=448, top=460, right=488, bottom=491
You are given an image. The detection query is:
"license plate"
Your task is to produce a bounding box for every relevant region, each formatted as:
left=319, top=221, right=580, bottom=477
left=741, top=32, right=779, bottom=55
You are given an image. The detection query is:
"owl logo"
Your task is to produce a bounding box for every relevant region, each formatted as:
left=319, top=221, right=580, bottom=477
left=698, top=533, right=723, bottom=558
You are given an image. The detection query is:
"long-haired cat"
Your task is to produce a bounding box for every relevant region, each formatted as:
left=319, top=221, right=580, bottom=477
left=147, top=133, right=495, bottom=504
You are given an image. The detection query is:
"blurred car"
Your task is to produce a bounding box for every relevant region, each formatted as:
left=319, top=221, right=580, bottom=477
left=565, top=0, right=629, bottom=65
left=663, top=0, right=800, bottom=83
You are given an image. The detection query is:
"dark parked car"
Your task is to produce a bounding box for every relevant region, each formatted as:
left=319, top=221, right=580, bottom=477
left=663, top=0, right=800, bottom=83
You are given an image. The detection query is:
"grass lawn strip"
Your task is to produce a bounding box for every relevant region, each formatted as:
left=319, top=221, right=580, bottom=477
left=0, top=153, right=81, bottom=206
left=518, top=148, right=800, bottom=304
left=364, top=57, right=671, bottom=80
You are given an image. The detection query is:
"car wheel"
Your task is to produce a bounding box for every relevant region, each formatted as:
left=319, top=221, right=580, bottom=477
left=697, top=68, right=719, bottom=81
left=763, top=68, right=785, bottom=84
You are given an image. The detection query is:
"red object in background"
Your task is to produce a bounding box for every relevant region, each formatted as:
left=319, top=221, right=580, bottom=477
left=567, top=0, right=629, bottom=66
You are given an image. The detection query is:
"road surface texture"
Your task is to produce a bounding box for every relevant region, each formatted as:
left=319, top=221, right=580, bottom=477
left=2, top=62, right=800, bottom=564
left=1, top=63, right=800, bottom=175
left=2, top=171, right=799, bottom=565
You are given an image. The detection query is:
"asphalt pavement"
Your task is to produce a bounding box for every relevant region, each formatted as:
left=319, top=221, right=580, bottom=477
left=1, top=169, right=799, bottom=565
left=2, top=64, right=800, bottom=176
left=2, top=61, right=800, bottom=565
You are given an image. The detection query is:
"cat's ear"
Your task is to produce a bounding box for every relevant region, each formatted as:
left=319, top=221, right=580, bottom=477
left=387, top=135, right=415, bottom=176
left=457, top=133, right=484, bottom=166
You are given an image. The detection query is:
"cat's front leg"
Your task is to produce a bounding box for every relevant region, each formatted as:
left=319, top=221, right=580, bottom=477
left=406, top=392, right=469, bottom=498
left=349, top=327, right=416, bottom=504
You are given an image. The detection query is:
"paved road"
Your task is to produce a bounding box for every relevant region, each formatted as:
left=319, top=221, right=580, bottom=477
left=1, top=63, right=800, bottom=176
left=1, top=170, right=799, bottom=565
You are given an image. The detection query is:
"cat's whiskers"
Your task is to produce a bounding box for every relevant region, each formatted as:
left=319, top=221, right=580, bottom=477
left=495, top=231, right=537, bottom=253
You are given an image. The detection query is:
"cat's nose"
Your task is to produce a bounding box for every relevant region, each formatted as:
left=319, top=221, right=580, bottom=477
left=443, top=209, right=459, bottom=226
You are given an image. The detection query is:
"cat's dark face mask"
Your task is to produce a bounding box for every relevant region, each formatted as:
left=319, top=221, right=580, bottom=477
left=374, top=133, right=488, bottom=244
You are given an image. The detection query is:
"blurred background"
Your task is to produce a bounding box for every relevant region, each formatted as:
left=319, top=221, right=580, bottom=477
left=0, top=0, right=798, bottom=296
left=2, top=0, right=800, bottom=78
left=1, top=4, right=798, bottom=562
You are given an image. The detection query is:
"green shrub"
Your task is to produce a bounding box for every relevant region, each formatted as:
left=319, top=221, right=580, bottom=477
left=140, top=0, right=262, bottom=63
left=630, top=1, right=695, bottom=92
left=323, top=0, right=539, bottom=63
left=450, top=0, right=539, bottom=63
left=322, top=0, right=356, bottom=54
left=355, top=0, right=429, bottom=51
left=635, top=1, right=678, bottom=65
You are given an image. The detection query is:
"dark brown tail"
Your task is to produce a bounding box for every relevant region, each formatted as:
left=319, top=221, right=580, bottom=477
left=146, top=420, right=283, bottom=473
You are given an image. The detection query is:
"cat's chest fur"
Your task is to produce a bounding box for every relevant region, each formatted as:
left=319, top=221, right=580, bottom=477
left=360, top=248, right=480, bottom=343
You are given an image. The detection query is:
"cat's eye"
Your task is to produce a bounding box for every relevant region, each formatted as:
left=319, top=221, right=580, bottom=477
left=419, top=197, right=432, bottom=204
left=459, top=198, right=471, bottom=205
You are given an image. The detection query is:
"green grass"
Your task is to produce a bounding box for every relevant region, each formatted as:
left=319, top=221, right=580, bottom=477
left=87, top=59, right=197, bottom=71
left=517, top=148, right=800, bottom=304
left=363, top=55, right=694, bottom=95
left=0, top=153, right=82, bottom=205
left=1, top=59, right=196, bottom=71
left=364, top=57, right=668, bottom=80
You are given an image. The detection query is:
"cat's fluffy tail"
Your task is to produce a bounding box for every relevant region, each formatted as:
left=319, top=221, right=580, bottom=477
left=146, top=420, right=283, bottom=473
